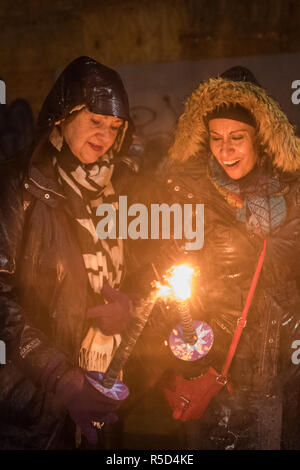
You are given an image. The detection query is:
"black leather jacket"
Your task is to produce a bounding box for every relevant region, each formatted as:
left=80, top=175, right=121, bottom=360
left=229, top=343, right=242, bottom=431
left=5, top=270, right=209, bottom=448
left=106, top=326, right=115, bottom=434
left=0, top=140, right=93, bottom=448
left=166, top=158, right=300, bottom=449
left=164, top=158, right=300, bottom=386
left=124, top=156, right=300, bottom=449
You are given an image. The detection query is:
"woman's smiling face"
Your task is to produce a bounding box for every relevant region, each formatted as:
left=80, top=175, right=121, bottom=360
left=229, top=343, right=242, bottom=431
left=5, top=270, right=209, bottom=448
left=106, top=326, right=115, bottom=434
left=209, top=118, right=259, bottom=180
left=61, top=108, right=124, bottom=164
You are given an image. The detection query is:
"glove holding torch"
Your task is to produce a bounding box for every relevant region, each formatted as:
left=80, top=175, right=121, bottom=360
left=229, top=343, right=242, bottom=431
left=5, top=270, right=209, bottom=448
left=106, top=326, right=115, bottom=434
left=48, top=284, right=133, bottom=445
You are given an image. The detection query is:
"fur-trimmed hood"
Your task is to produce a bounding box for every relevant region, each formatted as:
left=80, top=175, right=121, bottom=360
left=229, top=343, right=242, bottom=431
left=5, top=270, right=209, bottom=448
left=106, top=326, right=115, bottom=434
left=169, top=78, right=300, bottom=172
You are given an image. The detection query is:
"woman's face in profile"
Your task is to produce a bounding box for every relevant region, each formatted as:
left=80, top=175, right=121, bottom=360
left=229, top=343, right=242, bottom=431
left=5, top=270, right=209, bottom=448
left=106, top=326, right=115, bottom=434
left=209, top=118, right=259, bottom=180
left=61, top=108, right=124, bottom=164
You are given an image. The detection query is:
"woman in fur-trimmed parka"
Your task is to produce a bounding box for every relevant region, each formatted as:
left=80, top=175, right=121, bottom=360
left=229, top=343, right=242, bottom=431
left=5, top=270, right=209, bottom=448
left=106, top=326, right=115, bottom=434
left=125, top=77, right=300, bottom=450
left=163, top=77, right=300, bottom=450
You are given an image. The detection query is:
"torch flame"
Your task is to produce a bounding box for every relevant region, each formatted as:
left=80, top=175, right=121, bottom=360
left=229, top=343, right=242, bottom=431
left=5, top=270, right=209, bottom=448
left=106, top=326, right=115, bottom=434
left=155, top=264, right=195, bottom=301
left=155, top=283, right=172, bottom=298
left=167, top=264, right=194, bottom=300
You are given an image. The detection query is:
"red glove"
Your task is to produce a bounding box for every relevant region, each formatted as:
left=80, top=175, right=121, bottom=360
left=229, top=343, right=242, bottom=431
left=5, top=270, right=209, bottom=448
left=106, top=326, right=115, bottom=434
left=86, top=284, right=133, bottom=336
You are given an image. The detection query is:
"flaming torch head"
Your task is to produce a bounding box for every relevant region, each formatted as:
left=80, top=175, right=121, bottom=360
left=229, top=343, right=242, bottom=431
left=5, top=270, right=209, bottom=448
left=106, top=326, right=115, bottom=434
left=166, top=264, right=194, bottom=301
left=155, top=264, right=201, bottom=354
left=154, top=264, right=195, bottom=301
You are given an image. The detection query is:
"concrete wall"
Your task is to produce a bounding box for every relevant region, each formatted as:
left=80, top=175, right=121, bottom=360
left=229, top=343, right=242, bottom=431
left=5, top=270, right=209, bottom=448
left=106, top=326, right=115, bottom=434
left=117, top=53, right=300, bottom=143
left=0, top=0, right=299, bottom=117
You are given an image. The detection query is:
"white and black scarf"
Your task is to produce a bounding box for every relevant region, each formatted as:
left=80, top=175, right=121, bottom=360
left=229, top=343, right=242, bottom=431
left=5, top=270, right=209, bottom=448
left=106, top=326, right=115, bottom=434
left=53, top=143, right=123, bottom=293
left=53, top=143, right=123, bottom=372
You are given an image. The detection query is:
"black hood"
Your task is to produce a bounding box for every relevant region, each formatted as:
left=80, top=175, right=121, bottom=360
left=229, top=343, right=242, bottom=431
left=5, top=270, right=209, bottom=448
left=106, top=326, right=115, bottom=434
left=37, top=56, right=131, bottom=132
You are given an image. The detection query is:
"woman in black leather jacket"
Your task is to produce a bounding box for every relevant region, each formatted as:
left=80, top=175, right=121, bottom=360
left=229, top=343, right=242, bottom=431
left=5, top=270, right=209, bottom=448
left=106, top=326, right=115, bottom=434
left=0, top=56, right=134, bottom=449
left=125, top=77, right=300, bottom=450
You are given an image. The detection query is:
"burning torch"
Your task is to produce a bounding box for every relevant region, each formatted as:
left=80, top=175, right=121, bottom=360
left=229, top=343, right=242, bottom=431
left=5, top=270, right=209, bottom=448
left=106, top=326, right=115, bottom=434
left=162, top=264, right=214, bottom=362
left=86, top=263, right=213, bottom=402
left=86, top=287, right=165, bottom=400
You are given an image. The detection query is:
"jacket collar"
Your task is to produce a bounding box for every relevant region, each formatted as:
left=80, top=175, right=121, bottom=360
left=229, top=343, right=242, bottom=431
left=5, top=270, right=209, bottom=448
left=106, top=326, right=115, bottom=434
left=24, top=132, right=66, bottom=206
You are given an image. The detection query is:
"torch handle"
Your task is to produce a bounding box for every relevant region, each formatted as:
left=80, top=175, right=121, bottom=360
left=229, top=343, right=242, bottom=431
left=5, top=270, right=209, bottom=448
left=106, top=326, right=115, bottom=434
left=101, top=293, right=157, bottom=388
left=176, top=300, right=197, bottom=345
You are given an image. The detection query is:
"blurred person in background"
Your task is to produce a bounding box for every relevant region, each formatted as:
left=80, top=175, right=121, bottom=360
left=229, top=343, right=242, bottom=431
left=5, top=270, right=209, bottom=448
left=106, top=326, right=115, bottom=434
left=0, top=98, right=35, bottom=160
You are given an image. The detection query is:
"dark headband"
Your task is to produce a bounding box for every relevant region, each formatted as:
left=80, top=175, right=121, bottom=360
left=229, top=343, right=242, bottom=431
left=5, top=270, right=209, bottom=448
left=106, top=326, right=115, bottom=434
left=204, top=104, right=256, bottom=128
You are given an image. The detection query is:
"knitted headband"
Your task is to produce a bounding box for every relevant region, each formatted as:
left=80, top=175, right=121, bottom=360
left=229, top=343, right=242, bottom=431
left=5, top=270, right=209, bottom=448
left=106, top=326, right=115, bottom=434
left=204, top=103, right=256, bottom=128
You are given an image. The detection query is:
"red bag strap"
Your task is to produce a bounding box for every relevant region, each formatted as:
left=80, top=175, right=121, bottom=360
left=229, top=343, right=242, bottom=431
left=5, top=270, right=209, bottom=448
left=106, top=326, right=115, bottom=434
left=221, top=239, right=267, bottom=378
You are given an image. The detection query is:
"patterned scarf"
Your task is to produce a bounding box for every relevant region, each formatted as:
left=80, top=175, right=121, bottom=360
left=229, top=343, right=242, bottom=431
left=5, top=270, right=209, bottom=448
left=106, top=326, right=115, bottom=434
left=208, top=155, right=287, bottom=237
left=53, top=143, right=123, bottom=293
left=53, top=143, right=123, bottom=372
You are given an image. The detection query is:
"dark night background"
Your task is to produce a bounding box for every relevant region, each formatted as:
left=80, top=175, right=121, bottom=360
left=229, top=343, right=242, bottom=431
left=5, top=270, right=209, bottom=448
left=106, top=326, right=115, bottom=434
left=1, top=0, right=300, bottom=147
